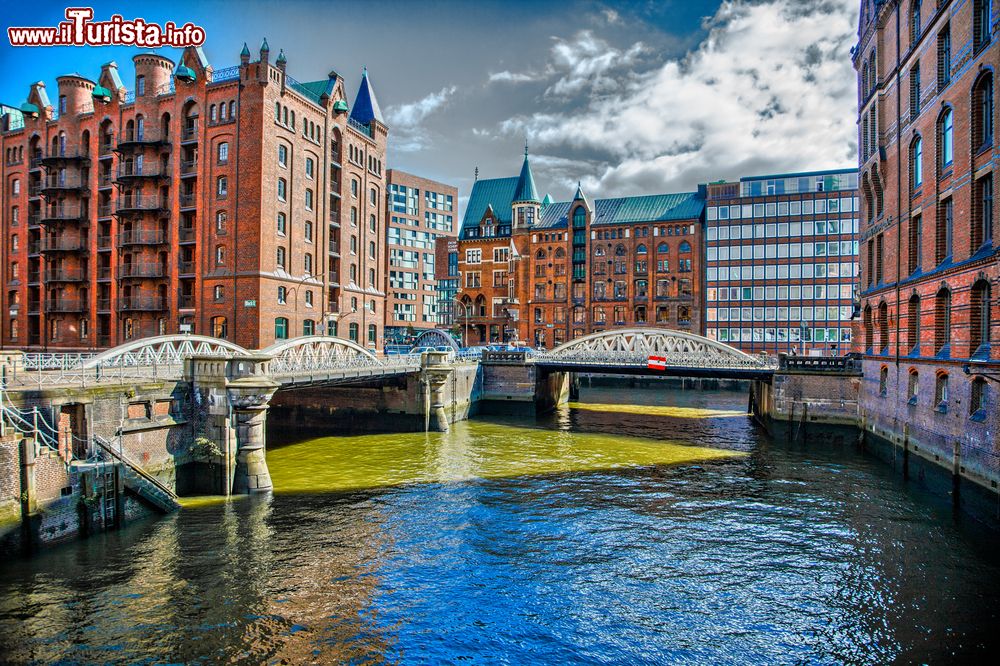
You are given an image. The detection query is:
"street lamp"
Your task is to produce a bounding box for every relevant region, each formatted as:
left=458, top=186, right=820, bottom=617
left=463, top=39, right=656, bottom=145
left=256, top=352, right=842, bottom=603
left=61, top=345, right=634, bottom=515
left=451, top=296, right=472, bottom=347
left=288, top=272, right=323, bottom=337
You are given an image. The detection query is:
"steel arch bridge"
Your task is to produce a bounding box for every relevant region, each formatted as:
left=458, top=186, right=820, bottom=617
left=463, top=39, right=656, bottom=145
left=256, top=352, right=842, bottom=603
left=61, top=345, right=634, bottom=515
left=534, top=328, right=777, bottom=378
left=80, top=335, right=249, bottom=369
left=410, top=329, right=460, bottom=352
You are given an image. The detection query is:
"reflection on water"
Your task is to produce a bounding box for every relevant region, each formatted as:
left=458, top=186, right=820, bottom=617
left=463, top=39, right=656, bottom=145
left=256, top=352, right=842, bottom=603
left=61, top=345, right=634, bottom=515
left=1, top=388, right=999, bottom=664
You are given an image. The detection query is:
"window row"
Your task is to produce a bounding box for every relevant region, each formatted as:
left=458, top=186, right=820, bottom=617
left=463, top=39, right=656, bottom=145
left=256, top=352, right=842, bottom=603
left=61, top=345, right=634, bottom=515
left=708, top=262, right=858, bottom=281
left=708, top=197, right=858, bottom=221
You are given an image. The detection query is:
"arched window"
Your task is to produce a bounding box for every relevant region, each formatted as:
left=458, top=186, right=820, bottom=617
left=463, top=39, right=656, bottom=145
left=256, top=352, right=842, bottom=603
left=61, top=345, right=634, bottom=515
left=275, top=317, right=289, bottom=340
left=657, top=243, right=668, bottom=254
left=974, top=0, right=992, bottom=52
left=879, top=365, right=889, bottom=396
left=878, top=301, right=890, bottom=353
left=907, top=294, right=921, bottom=353
left=229, top=101, right=236, bottom=118
left=211, top=316, right=227, bottom=338
left=210, top=104, right=217, bottom=122
left=935, top=287, right=951, bottom=355
left=909, top=64, right=921, bottom=119
left=939, top=107, right=953, bottom=169
left=573, top=206, right=586, bottom=228
left=910, top=1, right=921, bottom=43
left=216, top=210, right=227, bottom=233
left=636, top=244, right=647, bottom=255
left=970, top=279, right=991, bottom=356
left=934, top=372, right=949, bottom=408
left=864, top=304, right=874, bottom=351
left=679, top=241, right=692, bottom=254
left=276, top=246, right=286, bottom=269
left=593, top=247, right=605, bottom=257
left=217, top=141, right=228, bottom=163
left=908, top=369, right=919, bottom=402
left=970, top=376, right=987, bottom=416
left=614, top=244, right=627, bottom=256
left=973, top=72, right=994, bottom=152
left=275, top=102, right=280, bottom=121
left=910, top=136, right=922, bottom=191
left=215, top=245, right=225, bottom=265
left=554, top=247, right=565, bottom=259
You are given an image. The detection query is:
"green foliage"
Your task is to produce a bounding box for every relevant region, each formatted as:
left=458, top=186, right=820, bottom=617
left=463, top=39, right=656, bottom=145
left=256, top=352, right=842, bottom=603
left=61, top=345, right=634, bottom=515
left=190, top=436, right=223, bottom=461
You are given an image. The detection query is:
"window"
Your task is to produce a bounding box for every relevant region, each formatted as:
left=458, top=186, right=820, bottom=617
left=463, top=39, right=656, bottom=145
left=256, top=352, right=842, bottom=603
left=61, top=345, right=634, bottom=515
left=277, top=286, right=287, bottom=304
left=908, top=370, right=919, bottom=403
left=935, top=287, right=951, bottom=355
left=970, top=377, right=987, bottom=416
left=351, top=179, right=359, bottom=198
left=214, top=285, right=224, bottom=301
left=305, top=253, right=313, bottom=274
left=973, top=72, right=994, bottom=152
left=878, top=301, right=889, bottom=352
left=908, top=214, right=922, bottom=273
left=275, top=317, right=289, bottom=340
left=370, top=188, right=377, bottom=205
left=939, top=108, right=953, bottom=168
left=277, top=212, right=286, bottom=235
left=879, top=366, right=888, bottom=397
left=934, top=372, right=949, bottom=410
left=278, top=144, right=287, bottom=167
left=215, top=245, right=225, bottom=265
left=136, top=75, right=145, bottom=96
left=305, top=157, right=314, bottom=178
left=276, top=246, right=286, bottom=270
left=217, top=142, right=229, bottom=164
left=368, top=240, right=375, bottom=258
left=910, top=64, right=921, bottom=119
left=974, top=174, right=993, bottom=250
left=303, top=319, right=315, bottom=336
left=910, top=1, right=921, bottom=43
left=937, top=26, right=950, bottom=88
left=305, top=290, right=313, bottom=307
left=864, top=305, right=874, bottom=350
left=211, top=316, right=227, bottom=338
left=305, top=220, right=313, bottom=242
left=216, top=176, right=227, bottom=197
left=910, top=137, right=922, bottom=191
left=305, top=189, right=313, bottom=210
left=908, top=294, right=921, bottom=352
left=369, top=214, right=376, bottom=232
left=936, top=198, right=953, bottom=264
left=466, top=248, right=482, bottom=264
left=277, top=178, right=286, bottom=201
left=12, top=180, right=19, bottom=195
left=970, top=280, right=991, bottom=356
left=349, top=323, right=359, bottom=342
left=974, top=0, right=992, bottom=53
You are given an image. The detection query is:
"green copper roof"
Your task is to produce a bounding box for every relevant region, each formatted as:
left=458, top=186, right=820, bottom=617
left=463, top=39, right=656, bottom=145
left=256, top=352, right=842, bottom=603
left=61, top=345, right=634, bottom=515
left=537, top=191, right=705, bottom=229
left=261, top=37, right=269, bottom=52
left=512, top=148, right=539, bottom=203
left=460, top=176, right=519, bottom=236
left=542, top=193, right=554, bottom=206
left=92, top=85, right=112, bottom=100
left=241, top=42, right=251, bottom=57
left=332, top=99, right=349, bottom=112
left=291, top=79, right=329, bottom=104
left=174, top=64, right=196, bottom=81
left=276, top=49, right=287, bottom=65
left=572, top=182, right=592, bottom=211
left=20, top=103, right=39, bottom=114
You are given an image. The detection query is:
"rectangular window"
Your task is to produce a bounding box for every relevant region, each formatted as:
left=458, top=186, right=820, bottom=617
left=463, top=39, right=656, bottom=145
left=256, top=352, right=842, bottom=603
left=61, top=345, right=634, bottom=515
left=938, top=26, right=951, bottom=87
left=466, top=248, right=482, bottom=264
left=936, top=198, right=953, bottom=264
left=908, top=214, right=921, bottom=273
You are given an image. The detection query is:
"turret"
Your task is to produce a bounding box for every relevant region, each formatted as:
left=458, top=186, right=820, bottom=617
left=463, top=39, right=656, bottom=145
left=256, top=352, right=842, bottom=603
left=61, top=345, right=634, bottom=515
left=260, top=37, right=270, bottom=64
left=240, top=42, right=251, bottom=66
left=512, top=144, right=540, bottom=230
left=132, top=53, right=173, bottom=98
left=276, top=49, right=287, bottom=73
left=55, top=74, right=95, bottom=116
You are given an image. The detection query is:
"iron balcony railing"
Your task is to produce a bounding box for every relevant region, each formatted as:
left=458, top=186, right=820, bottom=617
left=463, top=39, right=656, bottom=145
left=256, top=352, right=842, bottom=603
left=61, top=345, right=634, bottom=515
left=97, top=266, right=111, bottom=280
left=28, top=212, right=41, bottom=225
left=116, top=163, right=171, bottom=180
left=98, top=172, right=113, bottom=188
left=181, top=122, right=198, bottom=141
left=97, top=203, right=113, bottom=218
left=179, top=193, right=196, bottom=208
left=28, top=182, right=42, bottom=197
left=116, top=195, right=168, bottom=212
left=97, top=298, right=111, bottom=311
left=98, top=141, right=114, bottom=157
left=329, top=210, right=340, bottom=225
left=119, top=296, right=168, bottom=311
left=97, top=234, right=111, bottom=249
left=117, top=230, right=167, bottom=247
left=347, top=117, right=372, bottom=138
left=41, top=148, right=90, bottom=163
left=40, top=236, right=87, bottom=252
left=117, top=263, right=166, bottom=279
left=44, top=268, right=85, bottom=282
left=40, top=206, right=84, bottom=222
left=178, top=293, right=195, bottom=308
left=29, top=154, right=43, bottom=169
left=328, top=240, right=340, bottom=255
left=179, top=227, right=196, bottom=242
left=180, top=159, right=197, bottom=176
left=46, top=299, right=86, bottom=313
left=212, top=65, right=241, bottom=82
left=177, top=260, right=195, bottom=275
left=116, top=129, right=167, bottom=147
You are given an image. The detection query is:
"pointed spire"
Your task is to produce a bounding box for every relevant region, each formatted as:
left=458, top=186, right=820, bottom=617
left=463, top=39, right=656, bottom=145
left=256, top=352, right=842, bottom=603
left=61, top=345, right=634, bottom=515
left=260, top=37, right=269, bottom=52
left=276, top=49, right=287, bottom=66
left=572, top=181, right=592, bottom=211
left=513, top=145, right=539, bottom=203
left=240, top=42, right=250, bottom=57
left=349, top=66, right=384, bottom=125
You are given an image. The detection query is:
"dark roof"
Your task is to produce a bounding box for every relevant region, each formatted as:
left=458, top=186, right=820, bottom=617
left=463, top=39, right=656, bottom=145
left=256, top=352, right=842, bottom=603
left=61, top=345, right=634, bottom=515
left=739, top=168, right=856, bottom=182
left=349, top=67, right=383, bottom=124
left=536, top=192, right=705, bottom=229
left=512, top=150, right=539, bottom=203
left=460, top=176, right=519, bottom=232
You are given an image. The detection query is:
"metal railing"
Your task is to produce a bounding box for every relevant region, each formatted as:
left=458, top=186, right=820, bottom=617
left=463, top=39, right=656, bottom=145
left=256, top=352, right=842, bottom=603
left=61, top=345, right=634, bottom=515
left=117, top=263, right=167, bottom=279
left=44, top=268, right=85, bottom=282
left=0, top=390, right=60, bottom=455
left=118, top=230, right=167, bottom=246
left=347, top=117, right=372, bottom=138
left=40, top=236, right=87, bottom=252
left=213, top=65, right=241, bottom=83
left=116, top=195, right=168, bottom=211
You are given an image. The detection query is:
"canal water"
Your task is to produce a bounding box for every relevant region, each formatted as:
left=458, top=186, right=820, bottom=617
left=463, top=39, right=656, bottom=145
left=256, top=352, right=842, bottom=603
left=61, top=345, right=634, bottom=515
left=1, top=388, right=999, bottom=664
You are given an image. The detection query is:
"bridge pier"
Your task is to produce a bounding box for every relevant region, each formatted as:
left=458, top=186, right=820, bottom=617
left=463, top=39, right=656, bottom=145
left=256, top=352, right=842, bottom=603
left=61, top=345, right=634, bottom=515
left=229, top=376, right=279, bottom=494
left=422, top=351, right=454, bottom=433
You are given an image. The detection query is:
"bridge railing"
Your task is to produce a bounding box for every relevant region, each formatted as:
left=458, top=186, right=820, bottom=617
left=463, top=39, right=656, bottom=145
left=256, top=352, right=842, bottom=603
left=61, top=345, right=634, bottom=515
left=535, top=350, right=778, bottom=369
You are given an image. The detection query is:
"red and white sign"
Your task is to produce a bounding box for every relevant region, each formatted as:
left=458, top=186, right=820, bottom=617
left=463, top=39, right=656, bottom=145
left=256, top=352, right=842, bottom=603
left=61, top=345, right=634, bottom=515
left=647, top=355, right=667, bottom=371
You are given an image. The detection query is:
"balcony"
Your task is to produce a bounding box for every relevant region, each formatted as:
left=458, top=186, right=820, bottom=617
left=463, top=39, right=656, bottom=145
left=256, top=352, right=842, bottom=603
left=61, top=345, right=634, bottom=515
left=97, top=298, right=111, bottom=312
left=116, top=129, right=169, bottom=150
left=40, top=206, right=84, bottom=224
left=44, top=268, right=85, bottom=282
left=97, top=266, right=111, bottom=280
left=178, top=292, right=195, bottom=308
left=28, top=212, right=41, bottom=226
left=46, top=299, right=86, bottom=313
left=28, top=182, right=42, bottom=197
left=41, top=148, right=91, bottom=166
left=180, top=121, right=198, bottom=143
left=97, top=203, right=113, bottom=218
left=98, top=141, right=114, bottom=158
left=117, top=263, right=167, bottom=279
left=180, top=159, right=197, bottom=177
left=41, top=175, right=88, bottom=194
left=97, top=234, right=111, bottom=250
left=178, top=260, right=195, bottom=275
left=115, top=163, right=171, bottom=183
left=40, top=236, right=88, bottom=253
left=179, top=193, right=196, bottom=209
left=179, top=226, right=196, bottom=243
left=119, top=296, right=168, bottom=311
left=115, top=195, right=168, bottom=215
left=27, top=270, right=40, bottom=285
left=329, top=210, right=340, bottom=226
left=328, top=240, right=340, bottom=256
left=117, top=230, right=167, bottom=247
left=29, top=154, right=43, bottom=170
left=98, top=172, right=113, bottom=188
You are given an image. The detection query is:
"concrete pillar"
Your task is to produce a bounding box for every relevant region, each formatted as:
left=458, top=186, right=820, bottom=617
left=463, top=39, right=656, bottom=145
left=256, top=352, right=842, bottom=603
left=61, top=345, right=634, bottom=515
left=228, top=376, right=279, bottom=494
left=569, top=373, right=580, bottom=401
left=422, top=351, right=453, bottom=433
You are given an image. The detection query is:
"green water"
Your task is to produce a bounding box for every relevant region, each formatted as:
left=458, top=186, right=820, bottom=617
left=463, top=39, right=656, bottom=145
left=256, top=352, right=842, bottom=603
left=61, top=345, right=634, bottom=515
left=266, top=406, right=744, bottom=494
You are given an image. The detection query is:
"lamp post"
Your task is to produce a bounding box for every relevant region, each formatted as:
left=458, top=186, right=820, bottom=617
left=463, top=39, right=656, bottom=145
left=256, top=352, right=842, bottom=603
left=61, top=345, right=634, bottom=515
left=451, top=296, right=471, bottom=347
left=288, top=272, right=322, bottom=337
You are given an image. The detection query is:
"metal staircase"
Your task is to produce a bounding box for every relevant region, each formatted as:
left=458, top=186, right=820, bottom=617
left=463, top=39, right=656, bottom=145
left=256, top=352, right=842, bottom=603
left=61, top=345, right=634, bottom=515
left=91, top=435, right=180, bottom=513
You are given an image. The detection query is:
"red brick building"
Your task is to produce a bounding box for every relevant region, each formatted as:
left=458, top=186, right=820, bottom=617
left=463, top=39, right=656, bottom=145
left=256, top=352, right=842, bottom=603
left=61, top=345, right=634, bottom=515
left=855, top=1, right=998, bottom=486
left=0, top=40, right=388, bottom=351
left=384, top=169, right=458, bottom=344
left=456, top=150, right=705, bottom=348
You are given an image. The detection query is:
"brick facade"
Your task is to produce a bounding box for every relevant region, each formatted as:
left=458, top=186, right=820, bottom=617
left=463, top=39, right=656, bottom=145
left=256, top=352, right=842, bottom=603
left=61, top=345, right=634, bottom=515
left=0, top=40, right=388, bottom=351
left=855, top=0, right=999, bottom=491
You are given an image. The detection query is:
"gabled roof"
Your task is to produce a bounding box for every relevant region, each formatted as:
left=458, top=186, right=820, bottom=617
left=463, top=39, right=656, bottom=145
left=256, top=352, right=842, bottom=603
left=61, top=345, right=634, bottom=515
left=537, top=192, right=705, bottom=229
left=100, top=62, right=125, bottom=91
left=349, top=67, right=383, bottom=125
left=572, top=182, right=592, bottom=212
left=291, top=79, right=329, bottom=104
left=460, top=176, right=519, bottom=236
left=512, top=149, right=539, bottom=203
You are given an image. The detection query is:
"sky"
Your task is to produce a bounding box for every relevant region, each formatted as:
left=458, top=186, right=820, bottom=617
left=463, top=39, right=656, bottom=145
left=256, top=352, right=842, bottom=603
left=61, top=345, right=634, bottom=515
left=1, top=0, right=861, bottom=217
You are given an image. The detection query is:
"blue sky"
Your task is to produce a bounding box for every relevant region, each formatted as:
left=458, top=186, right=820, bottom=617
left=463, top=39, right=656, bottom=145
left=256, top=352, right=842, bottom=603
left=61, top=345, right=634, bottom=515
left=2, top=0, right=860, bottom=211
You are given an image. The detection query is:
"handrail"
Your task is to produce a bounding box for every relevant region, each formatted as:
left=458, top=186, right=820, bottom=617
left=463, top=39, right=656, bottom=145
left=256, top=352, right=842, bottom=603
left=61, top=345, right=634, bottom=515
left=0, top=390, right=60, bottom=454
left=91, top=434, right=178, bottom=502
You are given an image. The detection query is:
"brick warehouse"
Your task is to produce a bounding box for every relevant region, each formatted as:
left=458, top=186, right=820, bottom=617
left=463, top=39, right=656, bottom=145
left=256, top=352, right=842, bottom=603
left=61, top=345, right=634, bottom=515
left=455, top=149, right=705, bottom=348
left=855, top=0, right=999, bottom=492
left=0, top=40, right=388, bottom=351
left=384, top=169, right=458, bottom=344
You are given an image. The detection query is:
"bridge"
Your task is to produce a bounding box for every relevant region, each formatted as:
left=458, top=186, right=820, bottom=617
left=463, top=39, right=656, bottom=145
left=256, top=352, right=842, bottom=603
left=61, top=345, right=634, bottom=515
left=532, top=329, right=777, bottom=380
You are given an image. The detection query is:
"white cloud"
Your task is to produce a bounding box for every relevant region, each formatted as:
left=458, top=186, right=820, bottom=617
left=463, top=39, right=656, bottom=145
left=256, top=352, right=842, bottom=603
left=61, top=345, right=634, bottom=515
left=488, top=70, right=539, bottom=83
left=495, top=0, right=860, bottom=197
left=386, top=85, right=458, bottom=127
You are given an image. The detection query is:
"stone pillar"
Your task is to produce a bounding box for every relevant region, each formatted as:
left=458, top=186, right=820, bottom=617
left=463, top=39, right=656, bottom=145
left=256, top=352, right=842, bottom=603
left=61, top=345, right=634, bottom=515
left=568, top=373, right=580, bottom=401
left=228, top=376, right=279, bottom=494
left=422, top=351, right=453, bottom=433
